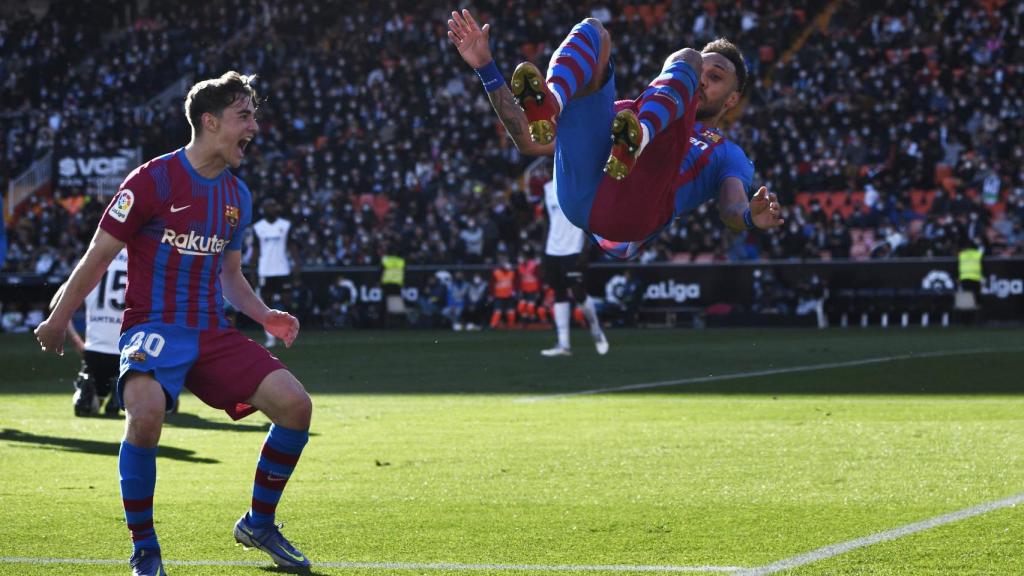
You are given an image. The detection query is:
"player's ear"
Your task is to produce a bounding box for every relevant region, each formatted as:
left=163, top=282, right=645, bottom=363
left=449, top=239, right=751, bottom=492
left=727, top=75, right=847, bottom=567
left=724, top=90, right=741, bottom=113
left=202, top=111, right=219, bottom=134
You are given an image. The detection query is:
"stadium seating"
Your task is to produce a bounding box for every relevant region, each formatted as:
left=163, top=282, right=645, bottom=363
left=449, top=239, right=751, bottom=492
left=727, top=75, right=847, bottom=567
left=0, top=0, right=1020, bottom=276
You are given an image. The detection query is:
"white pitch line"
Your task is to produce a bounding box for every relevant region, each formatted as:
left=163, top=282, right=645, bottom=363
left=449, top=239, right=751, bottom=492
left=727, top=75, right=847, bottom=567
left=733, top=491, right=1024, bottom=575
left=518, top=347, right=1022, bottom=402
left=0, top=557, right=743, bottom=572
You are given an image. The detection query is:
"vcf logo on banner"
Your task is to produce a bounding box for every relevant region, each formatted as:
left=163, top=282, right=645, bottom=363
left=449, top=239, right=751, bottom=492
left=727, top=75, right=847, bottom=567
left=55, top=147, right=141, bottom=196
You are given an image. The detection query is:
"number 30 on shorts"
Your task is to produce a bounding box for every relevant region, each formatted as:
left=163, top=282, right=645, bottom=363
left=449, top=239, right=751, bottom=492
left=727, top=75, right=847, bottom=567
left=127, top=331, right=166, bottom=357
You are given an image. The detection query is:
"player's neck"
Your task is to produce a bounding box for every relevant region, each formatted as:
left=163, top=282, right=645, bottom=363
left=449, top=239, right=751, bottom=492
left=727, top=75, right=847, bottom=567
left=702, top=114, right=724, bottom=130
left=184, top=141, right=227, bottom=179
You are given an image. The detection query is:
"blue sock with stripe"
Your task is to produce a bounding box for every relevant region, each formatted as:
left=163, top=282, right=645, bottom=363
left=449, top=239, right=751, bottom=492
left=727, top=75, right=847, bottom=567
left=637, top=59, right=699, bottom=151
left=249, top=424, right=309, bottom=528
left=119, top=441, right=159, bottom=552
left=546, top=20, right=603, bottom=112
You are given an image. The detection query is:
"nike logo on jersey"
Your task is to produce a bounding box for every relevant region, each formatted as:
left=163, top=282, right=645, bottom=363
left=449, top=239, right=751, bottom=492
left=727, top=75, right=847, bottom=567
left=169, top=204, right=191, bottom=213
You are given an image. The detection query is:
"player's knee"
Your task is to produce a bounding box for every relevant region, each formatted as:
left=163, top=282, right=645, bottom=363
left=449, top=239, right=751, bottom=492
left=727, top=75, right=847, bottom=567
left=124, top=404, right=164, bottom=447
left=582, top=18, right=612, bottom=52
left=582, top=17, right=604, bottom=34
left=289, top=391, right=313, bottom=428
left=667, top=48, right=703, bottom=76
left=278, top=381, right=313, bottom=429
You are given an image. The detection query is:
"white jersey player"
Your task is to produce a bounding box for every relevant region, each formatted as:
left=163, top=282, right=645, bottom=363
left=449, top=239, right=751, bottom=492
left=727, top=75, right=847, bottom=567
left=541, top=180, right=609, bottom=357
left=251, top=198, right=295, bottom=347
left=62, top=248, right=128, bottom=416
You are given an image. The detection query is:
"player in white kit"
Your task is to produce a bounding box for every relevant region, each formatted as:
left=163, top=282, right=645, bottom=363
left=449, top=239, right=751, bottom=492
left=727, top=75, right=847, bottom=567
left=251, top=198, right=296, bottom=347
left=61, top=249, right=128, bottom=416
left=541, top=180, right=609, bottom=357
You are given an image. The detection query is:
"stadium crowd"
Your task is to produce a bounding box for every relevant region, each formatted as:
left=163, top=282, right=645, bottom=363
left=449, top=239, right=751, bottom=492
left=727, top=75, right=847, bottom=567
left=1, top=0, right=1021, bottom=281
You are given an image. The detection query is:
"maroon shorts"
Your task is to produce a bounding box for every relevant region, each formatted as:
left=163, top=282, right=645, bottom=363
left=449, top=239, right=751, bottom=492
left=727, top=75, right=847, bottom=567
left=186, top=328, right=287, bottom=420
left=588, top=95, right=697, bottom=242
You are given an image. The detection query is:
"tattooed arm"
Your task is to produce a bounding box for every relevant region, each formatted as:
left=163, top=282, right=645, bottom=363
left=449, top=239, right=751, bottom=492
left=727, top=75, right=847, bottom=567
left=486, top=84, right=555, bottom=156
left=448, top=8, right=555, bottom=157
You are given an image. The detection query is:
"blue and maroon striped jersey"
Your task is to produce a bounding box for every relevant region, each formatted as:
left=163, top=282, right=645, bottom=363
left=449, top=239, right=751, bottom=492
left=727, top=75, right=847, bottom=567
left=594, top=121, right=754, bottom=259
left=99, top=148, right=252, bottom=332
left=673, top=121, right=754, bottom=216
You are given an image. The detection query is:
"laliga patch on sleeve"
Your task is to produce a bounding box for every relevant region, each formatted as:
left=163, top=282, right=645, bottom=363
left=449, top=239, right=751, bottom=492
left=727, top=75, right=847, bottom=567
left=108, top=189, right=134, bottom=223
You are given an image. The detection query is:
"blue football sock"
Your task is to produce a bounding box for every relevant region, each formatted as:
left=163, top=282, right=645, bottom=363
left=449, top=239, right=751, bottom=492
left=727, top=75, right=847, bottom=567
left=119, top=441, right=158, bottom=552
left=546, top=20, right=603, bottom=111
left=249, top=424, right=309, bottom=528
left=637, top=59, right=699, bottom=145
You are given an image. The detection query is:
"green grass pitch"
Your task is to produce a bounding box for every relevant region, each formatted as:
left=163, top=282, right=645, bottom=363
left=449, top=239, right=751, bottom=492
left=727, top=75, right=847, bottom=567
left=1, top=327, right=1022, bottom=575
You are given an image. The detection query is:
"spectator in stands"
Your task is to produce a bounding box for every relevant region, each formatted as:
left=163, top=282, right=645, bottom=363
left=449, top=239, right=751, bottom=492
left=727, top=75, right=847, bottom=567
left=443, top=271, right=469, bottom=330
left=1, top=0, right=1020, bottom=278
left=417, top=275, right=447, bottom=328
left=464, top=272, right=489, bottom=331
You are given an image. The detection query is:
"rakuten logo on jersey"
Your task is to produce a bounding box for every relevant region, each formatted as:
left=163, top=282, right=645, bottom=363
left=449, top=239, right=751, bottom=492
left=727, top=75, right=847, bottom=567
left=161, top=229, right=228, bottom=256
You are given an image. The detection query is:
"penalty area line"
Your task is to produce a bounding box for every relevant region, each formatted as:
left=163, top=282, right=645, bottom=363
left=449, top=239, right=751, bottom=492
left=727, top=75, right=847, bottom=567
left=518, top=347, right=1023, bottom=402
left=0, top=557, right=744, bottom=572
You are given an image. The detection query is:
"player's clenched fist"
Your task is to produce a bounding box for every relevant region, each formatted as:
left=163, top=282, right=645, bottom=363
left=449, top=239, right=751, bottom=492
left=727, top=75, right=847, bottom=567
left=34, top=318, right=67, bottom=356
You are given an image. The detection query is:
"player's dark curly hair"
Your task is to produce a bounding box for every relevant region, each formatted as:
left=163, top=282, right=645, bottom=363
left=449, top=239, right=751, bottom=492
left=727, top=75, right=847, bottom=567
left=184, top=71, right=258, bottom=135
left=701, top=39, right=748, bottom=95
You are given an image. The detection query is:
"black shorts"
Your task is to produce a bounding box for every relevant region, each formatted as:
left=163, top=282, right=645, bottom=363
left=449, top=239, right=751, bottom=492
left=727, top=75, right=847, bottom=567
left=493, top=297, right=516, bottom=312
left=260, top=275, right=290, bottom=305
left=543, top=253, right=587, bottom=297
left=81, top=350, right=120, bottom=396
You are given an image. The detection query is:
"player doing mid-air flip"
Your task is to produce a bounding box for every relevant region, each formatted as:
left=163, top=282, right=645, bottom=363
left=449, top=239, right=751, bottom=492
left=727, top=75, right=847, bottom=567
left=448, top=9, right=784, bottom=258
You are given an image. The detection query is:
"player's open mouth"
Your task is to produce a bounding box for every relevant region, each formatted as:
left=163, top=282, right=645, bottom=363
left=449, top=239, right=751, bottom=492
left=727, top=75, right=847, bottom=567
left=237, top=138, right=252, bottom=156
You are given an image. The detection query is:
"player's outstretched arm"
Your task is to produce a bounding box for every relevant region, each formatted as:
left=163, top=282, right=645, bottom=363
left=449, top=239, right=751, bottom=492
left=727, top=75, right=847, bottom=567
left=49, top=281, right=87, bottom=355
left=718, top=179, right=784, bottom=232
left=220, top=250, right=299, bottom=347
left=35, top=229, right=124, bottom=355
left=447, top=8, right=554, bottom=157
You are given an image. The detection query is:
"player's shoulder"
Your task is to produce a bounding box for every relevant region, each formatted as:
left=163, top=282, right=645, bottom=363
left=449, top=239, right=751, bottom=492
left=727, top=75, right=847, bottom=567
left=718, top=139, right=751, bottom=162
left=710, top=133, right=753, bottom=169
left=122, top=150, right=178, bottom=195
left=136, top=150, right=178, bottom=176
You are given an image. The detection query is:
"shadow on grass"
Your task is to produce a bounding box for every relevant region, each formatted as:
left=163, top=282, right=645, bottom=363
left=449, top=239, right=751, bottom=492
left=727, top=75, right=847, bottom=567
left=164, top=411, right=270, bottom=433
left=0, top=428, right=219, bottom=463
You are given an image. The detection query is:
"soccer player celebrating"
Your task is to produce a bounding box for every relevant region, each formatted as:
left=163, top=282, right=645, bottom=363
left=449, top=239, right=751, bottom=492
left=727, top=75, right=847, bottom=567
left=447, top=9, right=784, bottom=258
left=35, top=72, right=313, bottom=575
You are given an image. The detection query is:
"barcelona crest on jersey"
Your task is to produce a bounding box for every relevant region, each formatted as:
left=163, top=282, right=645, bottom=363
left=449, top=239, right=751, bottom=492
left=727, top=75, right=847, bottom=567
left=225, top=205, right=239, bottom=227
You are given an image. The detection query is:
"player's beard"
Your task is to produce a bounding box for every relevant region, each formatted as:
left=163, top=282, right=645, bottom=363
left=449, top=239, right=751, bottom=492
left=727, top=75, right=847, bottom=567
left=695, top=99, right=722, bottom=121
left=695, top=90, right=732, bottom=121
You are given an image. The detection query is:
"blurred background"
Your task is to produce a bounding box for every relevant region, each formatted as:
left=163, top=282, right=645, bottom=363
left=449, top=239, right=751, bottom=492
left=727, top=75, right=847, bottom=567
left=1, top=0, right=1021, bottom=333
